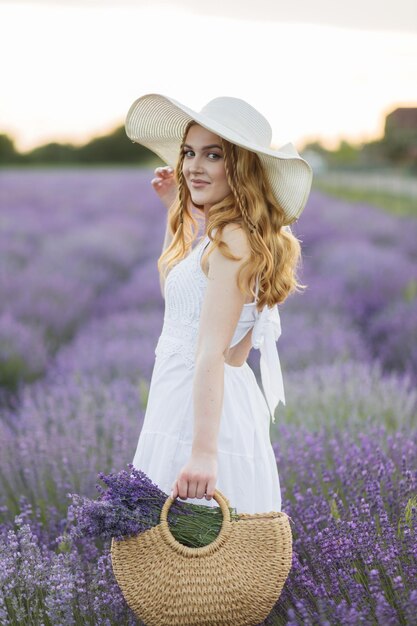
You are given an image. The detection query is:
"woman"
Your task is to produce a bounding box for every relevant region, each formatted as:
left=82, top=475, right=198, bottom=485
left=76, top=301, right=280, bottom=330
left=126, top=93, right=313, bottom=514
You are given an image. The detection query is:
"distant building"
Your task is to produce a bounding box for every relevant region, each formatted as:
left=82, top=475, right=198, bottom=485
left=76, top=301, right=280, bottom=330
left=384, top=107, right=417, bottom=161
left=385, top=107, right=417, bottom=134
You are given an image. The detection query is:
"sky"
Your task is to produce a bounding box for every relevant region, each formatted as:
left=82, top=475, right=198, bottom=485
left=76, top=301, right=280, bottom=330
left=0, top=0, right=416, bottom=153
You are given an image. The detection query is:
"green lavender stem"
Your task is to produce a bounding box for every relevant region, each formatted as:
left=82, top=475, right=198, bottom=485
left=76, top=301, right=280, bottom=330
left=168, top=501, right=240, bottom=548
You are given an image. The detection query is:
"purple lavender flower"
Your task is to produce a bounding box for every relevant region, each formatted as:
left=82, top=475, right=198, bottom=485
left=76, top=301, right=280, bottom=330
left=68, top=464, right=237, bottom=545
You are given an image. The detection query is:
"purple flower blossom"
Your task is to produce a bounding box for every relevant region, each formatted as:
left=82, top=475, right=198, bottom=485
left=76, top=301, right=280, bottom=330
left=68, top=464, right=238, bottom=545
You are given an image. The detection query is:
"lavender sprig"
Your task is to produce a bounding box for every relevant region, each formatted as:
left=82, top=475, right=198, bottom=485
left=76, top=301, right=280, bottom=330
left=67, top=464, right=239, bottom=547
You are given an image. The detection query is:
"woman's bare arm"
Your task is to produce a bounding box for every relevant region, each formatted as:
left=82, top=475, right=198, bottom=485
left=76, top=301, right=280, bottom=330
left=191, top=224, right=251, bottom=458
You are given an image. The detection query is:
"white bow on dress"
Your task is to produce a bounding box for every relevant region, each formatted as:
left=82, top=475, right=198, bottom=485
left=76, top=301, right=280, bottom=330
left=251, top=304, right=286, bottom=423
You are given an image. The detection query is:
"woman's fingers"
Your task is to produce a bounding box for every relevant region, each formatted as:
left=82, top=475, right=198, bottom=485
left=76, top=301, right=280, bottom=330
left=174, top=480, right=215, bottom=501
left=152, top=166, right=175, bottom=189
left=205, top=477, right=216, bottom=500
left=176, top=475, right=190, bottom=500
left=154, top=166, right=174, bottom=178
left=171, top=458, right=217, bottom=501
left=196, top=482, right=208, bottom=500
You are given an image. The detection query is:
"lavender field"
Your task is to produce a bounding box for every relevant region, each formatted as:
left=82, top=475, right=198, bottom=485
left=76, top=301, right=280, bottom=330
left=0, top=168, right=416, bottom=625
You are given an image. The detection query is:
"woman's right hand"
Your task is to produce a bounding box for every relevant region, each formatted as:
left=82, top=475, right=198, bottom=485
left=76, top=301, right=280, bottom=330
left=151, top=166, right=178, bottom=210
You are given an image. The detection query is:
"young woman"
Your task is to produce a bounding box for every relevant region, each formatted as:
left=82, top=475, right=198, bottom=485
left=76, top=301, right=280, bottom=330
left=126, top=93, right=313, bottom=514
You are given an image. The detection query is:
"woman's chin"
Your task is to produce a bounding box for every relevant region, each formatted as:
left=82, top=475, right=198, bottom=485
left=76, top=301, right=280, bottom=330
left=190, top=199, right=205, bottom=210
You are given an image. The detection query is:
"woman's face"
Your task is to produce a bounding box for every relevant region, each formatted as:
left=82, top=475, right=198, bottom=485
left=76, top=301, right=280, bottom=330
left=182, top=124, right=232, bottom=212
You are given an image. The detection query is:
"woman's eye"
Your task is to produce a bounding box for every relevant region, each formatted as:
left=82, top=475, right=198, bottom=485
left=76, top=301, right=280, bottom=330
left=183, top=151, right=220, bottom=160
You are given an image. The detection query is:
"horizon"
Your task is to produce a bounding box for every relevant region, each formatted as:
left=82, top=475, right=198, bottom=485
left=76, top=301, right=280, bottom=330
left=8, top=104, right=414, bottom=155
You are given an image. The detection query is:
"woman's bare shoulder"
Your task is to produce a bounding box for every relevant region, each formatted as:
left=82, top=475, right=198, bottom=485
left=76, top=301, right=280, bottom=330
left=215, top=223, right=251, bottom=257
left=203, top=224, right=251, bottom=277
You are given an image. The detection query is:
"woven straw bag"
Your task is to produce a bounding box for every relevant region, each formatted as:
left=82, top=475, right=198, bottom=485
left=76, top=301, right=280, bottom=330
left=110, top=488, right=293, bottom=626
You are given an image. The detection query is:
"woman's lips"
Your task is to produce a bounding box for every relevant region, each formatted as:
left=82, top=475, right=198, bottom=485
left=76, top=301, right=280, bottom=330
left=191, top=181, right=209, bottom=187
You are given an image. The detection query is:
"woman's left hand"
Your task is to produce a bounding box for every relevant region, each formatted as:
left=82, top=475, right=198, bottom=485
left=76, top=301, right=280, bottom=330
left=171, top=451, right=218, bottom=501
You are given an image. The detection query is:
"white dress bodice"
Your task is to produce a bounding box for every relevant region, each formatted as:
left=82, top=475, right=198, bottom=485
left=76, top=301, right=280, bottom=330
left=154, top=234, right=286, bottom=421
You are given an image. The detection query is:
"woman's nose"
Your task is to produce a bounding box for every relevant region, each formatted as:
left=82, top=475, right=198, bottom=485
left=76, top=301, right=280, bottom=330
left=190, top=155, right=204, bottom=172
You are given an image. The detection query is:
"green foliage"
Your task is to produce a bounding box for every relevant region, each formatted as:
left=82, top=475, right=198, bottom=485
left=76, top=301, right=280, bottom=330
left=24, top=142, right=77, bottom=164
left=76, top=126, right=154, bottom=164
left=329, top=140, right=361, bottom=167
left=313, top=181, right=417, bottom=218
left=0, top=126, right=159, bottom=166
left=302, top=140, right=328, bottom=156
left=382, top=131, right=417, bottom=164
left=403, top=279, right=417, bottom=303
left=0, top=354, right=42, bottom=392
left=0, top=133, right=19, bottom=162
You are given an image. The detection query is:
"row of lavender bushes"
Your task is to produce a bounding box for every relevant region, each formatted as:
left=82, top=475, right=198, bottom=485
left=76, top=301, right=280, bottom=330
left=0, top=168, right=416, bottom=624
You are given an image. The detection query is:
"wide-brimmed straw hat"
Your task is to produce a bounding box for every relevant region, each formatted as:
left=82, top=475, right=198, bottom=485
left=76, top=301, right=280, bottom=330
left=125, top=93, right=313, bottom=224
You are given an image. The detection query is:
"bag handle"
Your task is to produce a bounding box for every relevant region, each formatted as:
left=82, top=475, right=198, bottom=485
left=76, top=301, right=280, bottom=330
left=159, top=488, right=233, bottom=556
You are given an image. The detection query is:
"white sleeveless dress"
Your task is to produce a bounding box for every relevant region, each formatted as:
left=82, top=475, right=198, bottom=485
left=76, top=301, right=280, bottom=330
left=132, top=233, right=286, bottom=514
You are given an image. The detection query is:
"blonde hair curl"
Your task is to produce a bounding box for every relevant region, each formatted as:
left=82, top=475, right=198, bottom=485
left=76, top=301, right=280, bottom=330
left=157, top=121, right=306, bottom=310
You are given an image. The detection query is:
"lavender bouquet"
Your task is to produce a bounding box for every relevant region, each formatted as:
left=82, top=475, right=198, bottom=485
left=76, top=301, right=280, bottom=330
left=67, top=464, right=239, bottom=548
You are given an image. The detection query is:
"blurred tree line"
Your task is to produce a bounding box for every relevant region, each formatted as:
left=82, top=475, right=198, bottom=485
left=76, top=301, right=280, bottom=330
left=0, top=126, right=157, bottom=167
left=0, top=106, right=416, bottom=172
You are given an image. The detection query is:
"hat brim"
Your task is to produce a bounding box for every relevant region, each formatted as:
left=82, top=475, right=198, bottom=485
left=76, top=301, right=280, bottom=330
left=125, top=93, right=313, bottom=223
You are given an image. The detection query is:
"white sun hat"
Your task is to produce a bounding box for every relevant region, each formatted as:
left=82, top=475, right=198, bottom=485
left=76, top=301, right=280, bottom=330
left=125, top=92, right=313, bottom=225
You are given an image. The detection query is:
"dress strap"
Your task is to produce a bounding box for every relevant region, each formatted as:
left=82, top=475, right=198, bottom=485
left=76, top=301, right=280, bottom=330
left=199, top=235, right=211, bottom=259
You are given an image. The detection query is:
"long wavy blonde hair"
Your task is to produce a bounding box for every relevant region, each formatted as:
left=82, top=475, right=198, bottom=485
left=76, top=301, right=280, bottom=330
left=158, top=121, right=306, bottom=310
